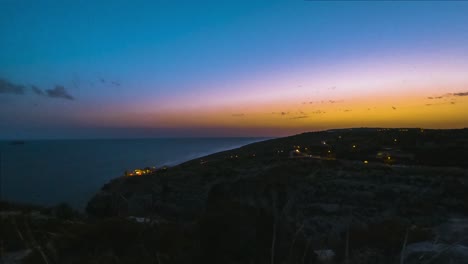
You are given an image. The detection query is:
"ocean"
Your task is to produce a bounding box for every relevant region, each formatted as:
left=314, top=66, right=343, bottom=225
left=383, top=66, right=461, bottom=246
left=0, top=138, right=265, bottom=210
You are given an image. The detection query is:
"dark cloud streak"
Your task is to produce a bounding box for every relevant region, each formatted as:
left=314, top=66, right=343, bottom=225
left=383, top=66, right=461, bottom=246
left=0, top=79, right=25, bottom=94
left=1, top=77, right=75, bottom=100
left=289, top=115, right=308, bottom=119
left=46, top=85, right=74, bottom=100
left=31, top=85, right=44, bottom=95
left=453, top=92, right=468, bottom=97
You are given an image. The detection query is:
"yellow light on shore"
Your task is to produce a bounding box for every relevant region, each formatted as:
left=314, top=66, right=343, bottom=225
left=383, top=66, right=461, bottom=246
left=387, top=156, right=391, bottom=160
left=364, top=160, right=368, bottom=164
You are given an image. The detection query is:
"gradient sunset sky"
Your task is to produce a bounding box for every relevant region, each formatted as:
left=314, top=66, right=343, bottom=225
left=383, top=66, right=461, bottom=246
left=1, top=0, right=468, bottom=139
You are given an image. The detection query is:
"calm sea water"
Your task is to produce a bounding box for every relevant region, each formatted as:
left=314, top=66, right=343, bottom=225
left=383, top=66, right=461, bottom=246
left=0, top=138, right=265, bottom=210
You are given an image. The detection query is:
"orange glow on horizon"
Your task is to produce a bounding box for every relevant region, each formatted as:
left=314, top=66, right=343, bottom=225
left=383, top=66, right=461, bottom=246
left=85, top=90, right=468, bottom=137
left=76, top=59, right=468, bottom=136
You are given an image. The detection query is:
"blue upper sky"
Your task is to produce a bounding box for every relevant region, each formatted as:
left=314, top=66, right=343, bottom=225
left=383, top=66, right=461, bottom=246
left=1, top=0, right=468, bottom=138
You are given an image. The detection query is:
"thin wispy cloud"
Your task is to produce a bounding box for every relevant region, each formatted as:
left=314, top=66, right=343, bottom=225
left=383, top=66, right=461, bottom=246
left=311, top=110, right=326, bottom=114
left=302, top=99, right=343, bottom=105
left=32, top=83, right=75, bottom=100
left=271, top=111, right=290, bottom=116
left=46, top=85, right=74, bottom=100
left=289, top=115, right=309, bottom=119
left=427, top=91, right=468, bottom=100
left=1, top=76, right=75, bottom=100
left=453, top=92, right=468, bottom=97
left=0, top=79, right=25, bottom=94
left=31, top=85, right=45, bottom=95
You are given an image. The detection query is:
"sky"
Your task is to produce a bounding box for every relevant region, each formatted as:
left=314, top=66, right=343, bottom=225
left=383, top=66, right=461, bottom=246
left=1, top=0, right=468, bottom=139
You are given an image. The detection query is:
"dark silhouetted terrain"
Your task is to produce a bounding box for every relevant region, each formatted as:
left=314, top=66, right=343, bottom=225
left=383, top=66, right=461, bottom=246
left=2, top=128, right=468, bottom=263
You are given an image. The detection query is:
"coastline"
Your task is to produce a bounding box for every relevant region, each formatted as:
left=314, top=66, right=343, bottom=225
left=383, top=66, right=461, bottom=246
left=0, top=137, right=268, bottom=210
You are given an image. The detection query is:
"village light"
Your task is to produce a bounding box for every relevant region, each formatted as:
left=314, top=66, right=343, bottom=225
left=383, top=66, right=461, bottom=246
left=364, top=160, right=368, bottom=164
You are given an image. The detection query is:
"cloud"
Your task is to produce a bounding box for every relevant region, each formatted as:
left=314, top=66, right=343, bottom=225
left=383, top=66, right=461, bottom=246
left=1, top=76, right=75, bottom=100
left=453, top=92, right=468, bottom=97
left=271, top=111, right=290, bottom=116
left=289, top=115, right=309, bottom=119
left=302, top=99, right=343, bottom=105
left=31, top=85, right=45, bottom=95
left=427, top=92, right=467, bottom=100
left=45, top=85, right=74, bottom=100
left=0, top=78, right=25, bottom=94
left=231, top=113, right=245, bottom=117
left=311, top=110, right=325, bottom=114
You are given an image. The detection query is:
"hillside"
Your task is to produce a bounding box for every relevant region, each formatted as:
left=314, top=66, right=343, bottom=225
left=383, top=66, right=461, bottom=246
left=2, top=128, right=468, bottom=263
left=85, top=128, right=468, bottom=263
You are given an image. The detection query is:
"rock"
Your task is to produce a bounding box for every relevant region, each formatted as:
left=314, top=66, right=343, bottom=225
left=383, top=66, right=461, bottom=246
left=436, top=217, right=468, bottom=245
left=2, top=249, right=32, bottom=264
left=404, top=241, right=468, bottom=264
left=313, top=249, right=335, bottom=263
